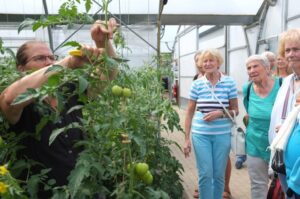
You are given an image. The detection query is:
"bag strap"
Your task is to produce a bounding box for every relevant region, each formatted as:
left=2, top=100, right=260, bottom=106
left=246, top=81, right=253, bottom=102
left=247, top=77, right=282, bottom=108
left=281, top=85, right=290, bottom=119
left=204, top=81, right=236, bottom=124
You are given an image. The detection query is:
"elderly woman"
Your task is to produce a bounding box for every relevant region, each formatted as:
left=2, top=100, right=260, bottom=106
left=274, top=55, right=291, bottom=78
left=184, top=48, right=238, bottom=199
left=243, top=54, right=281, bottom=199
left=269, top=28, right=300, bottom=199
left=262, top=51, right=276, bottom=74
left=193, top=51, right=205, bottom=80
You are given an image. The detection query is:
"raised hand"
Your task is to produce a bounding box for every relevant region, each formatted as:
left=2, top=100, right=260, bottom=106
left=91, top=18, right=118, bottom=47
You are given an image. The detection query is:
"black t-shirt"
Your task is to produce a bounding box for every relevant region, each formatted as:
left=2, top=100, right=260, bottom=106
left=9, top=83, right=84, bottom=196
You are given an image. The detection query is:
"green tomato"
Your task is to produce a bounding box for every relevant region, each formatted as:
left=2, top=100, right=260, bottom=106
left=123, top=88, right=132, bottom=98
left=135, top=162, right=149, bottom=176
left=141, top=171, right=153, bottom=185
left=112, top=85, right=123, bottom=96
left=127, top=162, right=135, bottom=172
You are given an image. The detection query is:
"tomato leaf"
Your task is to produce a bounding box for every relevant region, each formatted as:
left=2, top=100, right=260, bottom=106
left=18, top=18, right=36, bottom=33
left=44, top=65, right=64, bottom=75
left=104, top=56, right=118, bottom=68
left=12, top=88, right=39, bottom=105
left=49, top=122, right=80, bottom=145
left=78, top=76, right=88, bottom=94
left=62, top=41, right=81, bottom=49
left=47, top=74, right=61, bottom=87
left=32, top=20, right=43, bottom=32
left=85, top=0, right=92, bottom=12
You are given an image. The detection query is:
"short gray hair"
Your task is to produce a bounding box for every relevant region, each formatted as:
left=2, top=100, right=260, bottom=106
left=245, top=54, right=270, bottom=69
left=261, top=51, right=276, bottom=60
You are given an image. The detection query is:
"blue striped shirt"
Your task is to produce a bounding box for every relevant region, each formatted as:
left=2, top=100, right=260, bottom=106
left=189, top=74, right=238, bottom=135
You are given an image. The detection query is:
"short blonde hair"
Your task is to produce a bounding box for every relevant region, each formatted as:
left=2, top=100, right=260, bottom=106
left=278, top=28, right=300, bottom=57
left=200, top=48, right=224, bottom=66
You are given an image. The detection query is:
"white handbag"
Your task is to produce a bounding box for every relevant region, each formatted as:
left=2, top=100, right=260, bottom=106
left=205, top=82, right=246, bottom=155
left=229, top=111, right=246, bottom=155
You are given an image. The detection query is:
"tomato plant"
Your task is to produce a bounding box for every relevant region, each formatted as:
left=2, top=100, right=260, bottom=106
left=0, top=0, right=184, bottom=199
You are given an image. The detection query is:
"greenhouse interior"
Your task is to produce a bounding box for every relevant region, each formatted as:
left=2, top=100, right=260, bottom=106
left=0, top=0, right=300, bottom=198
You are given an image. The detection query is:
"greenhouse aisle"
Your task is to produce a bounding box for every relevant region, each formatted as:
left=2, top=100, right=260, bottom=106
left=162, top=106, right=251, bottom=199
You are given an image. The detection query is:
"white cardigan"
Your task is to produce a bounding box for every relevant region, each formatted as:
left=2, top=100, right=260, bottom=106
left=270, top=104, right=300, bottom=151
left=268, top=74, right=293, bottom=144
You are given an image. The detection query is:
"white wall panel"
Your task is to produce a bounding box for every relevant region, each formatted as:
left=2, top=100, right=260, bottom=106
left=180, top=77, right=193, bottom=99
left=263, top=0, right=284, bottom=38
left=287, top=0, right=300, bottom=18
left=179, top=28, right=197, bottom=55
left=228, top=49, right=249, bottom=92
left=287, top=18, right=300, bottom=29
left=245, top=26, right=259, bottom=55
left=179, top=54, right=197, bottom=77
left=229, top=26, right=246, bottom=49
left=198, top=28, right=224, bottom=50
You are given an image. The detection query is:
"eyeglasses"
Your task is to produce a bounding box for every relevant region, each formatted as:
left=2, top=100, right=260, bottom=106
left=26, top=55, right=58, bottom=64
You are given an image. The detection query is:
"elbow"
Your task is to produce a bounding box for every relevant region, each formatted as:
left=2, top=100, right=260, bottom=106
left=0, top=93, right=21, bottom=125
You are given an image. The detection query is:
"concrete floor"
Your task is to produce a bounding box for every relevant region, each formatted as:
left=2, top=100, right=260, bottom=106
left=162, top=106, right=252, bottom=199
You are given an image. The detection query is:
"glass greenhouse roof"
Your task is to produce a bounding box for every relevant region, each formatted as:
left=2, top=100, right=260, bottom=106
left=0, top=0, right=264, bottom=25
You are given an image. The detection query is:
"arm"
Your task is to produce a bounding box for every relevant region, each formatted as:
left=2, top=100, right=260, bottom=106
left=184, top=100, right=196, bottom=158
left=0, top=48, right=100, bottom=124
left=90, top=18, right=118, bottom=81
left=91, top=18, right=117, bottom=58
left=226, top=78, right=239, bottom=117
left=228, top=98, right=239, bottom=116
left=0, top=65, right=59, bottom=124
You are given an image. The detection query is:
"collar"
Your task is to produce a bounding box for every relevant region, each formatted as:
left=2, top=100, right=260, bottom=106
left=201, top=72, right=224, bottom=84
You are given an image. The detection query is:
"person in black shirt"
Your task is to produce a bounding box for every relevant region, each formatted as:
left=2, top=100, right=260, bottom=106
left=0, top=18, right=117, bottom=198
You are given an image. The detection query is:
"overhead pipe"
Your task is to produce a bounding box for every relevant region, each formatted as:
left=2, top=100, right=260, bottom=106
left=157, top=0, right=167, bottom=68
left=255, top=1, right=269, bottom=54
left=266, top=0, right=277, bottom=7
left=42, top=0, right=54, bottom=51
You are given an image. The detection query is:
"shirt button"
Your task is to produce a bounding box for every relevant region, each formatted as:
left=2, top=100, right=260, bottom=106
left=68, top=150, right=72, bottom=154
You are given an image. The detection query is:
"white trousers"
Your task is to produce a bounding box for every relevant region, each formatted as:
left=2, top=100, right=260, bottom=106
left=247, top=155, right=269, bottom=199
